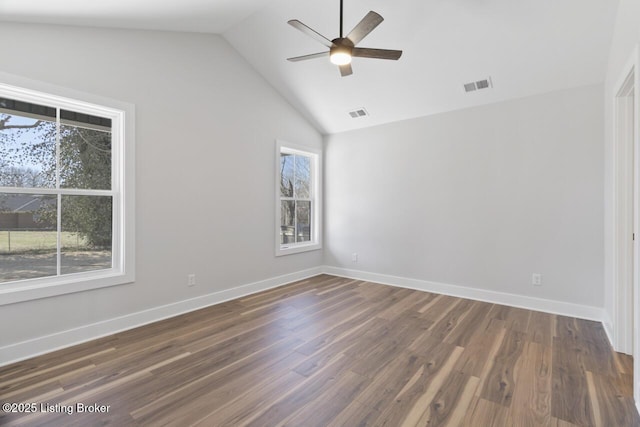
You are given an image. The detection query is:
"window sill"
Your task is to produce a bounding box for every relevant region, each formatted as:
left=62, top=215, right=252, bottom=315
left=0, top=270, right=134, bottom=306
left=276, top=242, right=322, bottom=257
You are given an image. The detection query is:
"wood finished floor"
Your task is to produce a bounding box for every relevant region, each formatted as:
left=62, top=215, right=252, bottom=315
left=0, top=274, right=638, bottom=426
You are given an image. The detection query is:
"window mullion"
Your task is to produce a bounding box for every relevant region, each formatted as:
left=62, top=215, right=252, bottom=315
left=56, top=108, right=62, bottom=276
left=57, top=194, right=62, bottom=276
left=293, top=200, right=298, bottom=244
left=292, top=155, right=297, bottom=243
left=292, top=154, right=297, bottom=199
left=56, top=108, right=61, bottom=190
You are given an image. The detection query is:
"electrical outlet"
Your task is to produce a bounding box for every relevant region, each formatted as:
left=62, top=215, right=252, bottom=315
left=532, top=273, right=542, bottom=286
left=188, top=274, right=196, bottom=287
left=352, top=253, right=358, bottom=263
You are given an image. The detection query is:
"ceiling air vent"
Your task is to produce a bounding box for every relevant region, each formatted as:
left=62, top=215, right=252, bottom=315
left=463, top=83, right=477, bottom=93
left=348, top=108, right=369, bottom=118
left=463, top=77, right=493, bottom=93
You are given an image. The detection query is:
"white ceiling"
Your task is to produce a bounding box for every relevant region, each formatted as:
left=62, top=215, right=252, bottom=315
left=0, top=0, right=273, bottom=33
left=0, top=0, right=620, bottom=134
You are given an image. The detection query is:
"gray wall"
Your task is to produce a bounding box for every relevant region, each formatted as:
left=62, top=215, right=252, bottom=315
left=325, top=84, right=604, bottom=308
left=0, top=23, right=322, bottom=353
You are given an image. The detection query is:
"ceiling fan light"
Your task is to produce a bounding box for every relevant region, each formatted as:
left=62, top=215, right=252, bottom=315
left=330, top=43, right=353, bottom=65
left=330, top=51, right=352, bottom=65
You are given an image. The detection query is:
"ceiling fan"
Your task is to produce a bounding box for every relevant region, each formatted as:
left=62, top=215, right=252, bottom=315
left=287, top=0, right=403, bottom=77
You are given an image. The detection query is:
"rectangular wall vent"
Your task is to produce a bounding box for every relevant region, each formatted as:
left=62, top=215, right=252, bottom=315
left=463, top=77, right=493, bottom=93
left=348, top=108, right=369, bottom=118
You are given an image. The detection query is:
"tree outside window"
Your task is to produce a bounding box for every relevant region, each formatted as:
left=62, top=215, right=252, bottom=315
left=0, top=96, right=114, bottom=283
left=276, top=142, right=321, bottom=256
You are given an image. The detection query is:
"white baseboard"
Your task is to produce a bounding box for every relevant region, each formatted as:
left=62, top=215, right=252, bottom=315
left=322, top=266, right=604, bottom=322
left=602, top=310, right=615, bottom=350
left=0, top=267, right=323, bottom=367
left=1, top=265, right=610, bottom=368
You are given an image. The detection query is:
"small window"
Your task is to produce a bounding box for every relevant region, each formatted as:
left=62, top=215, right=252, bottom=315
left=0, top=80, right=134, bottom=305
left=276, top=141, right=321, bottom=256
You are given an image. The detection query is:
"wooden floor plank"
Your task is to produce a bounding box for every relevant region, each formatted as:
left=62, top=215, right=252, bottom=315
left=243, top=353, right=359, bottom=426
left=462, top=396, right=513, bottom=426
left=508, top=341, right=552, bottom=425
left=283, top=370, right=371, bottom=426
left=292, top=303, right=380, bottom=355
left=293, top=316, right=385, bottom=377
left=192, top=370, right=306, bottom=426
left=354, top=340, right=457, bottom=417
left=428, top=298, right=474, bottom=341
left=454, top=317, right=505, bottom=377
left=479, top=329, right=526, bottom=407
left=443, top=300, right=493, bottom=347
left=419, top=371, right=480, bottom=426
left=375, top=288, right=424, bottom=320
left=551, top=333, right=593, bottom=426
left=398, top=346, right=465, bottom=426
left=586, top=370, right=640, bottom=426
left=136, top=346, right=300, bottom=425
left=349, top=317, right=428, bottom=378
left=327, top=400, right=381, bottom=427
left=615, top=351, right=634, bottom=375
left=527, top=310, right=555, bottom=347
left=0, top=274, right=636, bottom=426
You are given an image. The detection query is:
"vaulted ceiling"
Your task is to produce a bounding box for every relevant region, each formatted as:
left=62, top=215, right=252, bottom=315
left=0, top=0, right=619, bottom=134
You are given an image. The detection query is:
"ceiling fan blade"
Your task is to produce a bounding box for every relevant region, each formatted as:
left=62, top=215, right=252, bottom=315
left=346, top=11, right=384, bottom=45
left=287, top=52, right=329, bottom=62
left=352, top=47, right=403, bottom=60
left=288, top=20, right=335, bottom=48
left=339, top=63, right=353, bottom=77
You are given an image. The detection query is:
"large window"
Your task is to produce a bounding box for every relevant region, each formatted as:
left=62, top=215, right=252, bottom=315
left=0, top=80, right=134, bottom=304
left=276, top=141, right=321, bottom=256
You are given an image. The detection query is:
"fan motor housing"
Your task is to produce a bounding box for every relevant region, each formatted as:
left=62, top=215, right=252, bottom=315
left=332, top=37, right=354, bottom=47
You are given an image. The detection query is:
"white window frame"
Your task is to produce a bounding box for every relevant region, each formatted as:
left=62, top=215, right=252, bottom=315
left=0, top=75, right=135, bottom=306
left=275, top=140, right=322, bottom=256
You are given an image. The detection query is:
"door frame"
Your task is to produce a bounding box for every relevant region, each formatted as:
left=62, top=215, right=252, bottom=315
left=613, top=44, right=639, bottom=404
